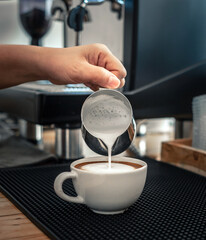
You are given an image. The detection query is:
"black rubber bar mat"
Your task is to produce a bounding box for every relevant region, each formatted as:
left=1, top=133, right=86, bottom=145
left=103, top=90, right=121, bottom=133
left=1, top=157, right=206, bottom=240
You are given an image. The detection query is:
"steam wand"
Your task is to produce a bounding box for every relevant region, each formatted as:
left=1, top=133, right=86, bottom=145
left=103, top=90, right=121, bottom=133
left=67, top=0, right=124, bottom=46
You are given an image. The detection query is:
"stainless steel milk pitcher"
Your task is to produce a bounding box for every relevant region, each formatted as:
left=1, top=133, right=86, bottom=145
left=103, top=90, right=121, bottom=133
left=81, top=89, right=136, bottom=156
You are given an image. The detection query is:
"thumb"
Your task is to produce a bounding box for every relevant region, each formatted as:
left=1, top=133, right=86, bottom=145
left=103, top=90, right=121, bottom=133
left=84, top=64, right=121, bottom=89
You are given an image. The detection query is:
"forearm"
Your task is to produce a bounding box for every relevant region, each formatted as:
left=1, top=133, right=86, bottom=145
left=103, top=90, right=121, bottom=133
left=0, top=45, right=46, bottom=89
left=0, top=44, right=126, bottom=90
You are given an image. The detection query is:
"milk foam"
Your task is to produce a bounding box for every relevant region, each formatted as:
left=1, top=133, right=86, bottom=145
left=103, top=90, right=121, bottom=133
left=83, top=92, right=132, bottom=169
left=84, top=95, right=131, bottom=137
left=81, top=162, right=135, bottom=173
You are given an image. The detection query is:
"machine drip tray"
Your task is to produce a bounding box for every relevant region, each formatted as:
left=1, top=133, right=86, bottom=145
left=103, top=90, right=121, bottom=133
left=0, top=157, right=206, bottom=240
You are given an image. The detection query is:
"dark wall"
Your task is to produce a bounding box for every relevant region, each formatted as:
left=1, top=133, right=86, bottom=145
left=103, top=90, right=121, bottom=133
left=123, top=0, right=206, bottom=119
left=124, top=0, right=206, bottom=90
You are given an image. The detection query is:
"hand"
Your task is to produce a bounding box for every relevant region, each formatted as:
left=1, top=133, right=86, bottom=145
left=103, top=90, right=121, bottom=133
left=0, top=44, right=126, bottom=90
left=41, top=44, right=126, bottom=91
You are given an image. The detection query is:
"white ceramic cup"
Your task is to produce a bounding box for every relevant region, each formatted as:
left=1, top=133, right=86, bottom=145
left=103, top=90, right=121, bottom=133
left=54, top=157, right=147, bottom=215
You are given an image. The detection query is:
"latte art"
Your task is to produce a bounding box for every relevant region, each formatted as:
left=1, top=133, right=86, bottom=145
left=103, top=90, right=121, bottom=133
left=75, top=161, right=142, bottom=173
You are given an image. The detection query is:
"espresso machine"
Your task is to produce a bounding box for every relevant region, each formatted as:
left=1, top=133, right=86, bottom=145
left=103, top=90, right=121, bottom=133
left=1, top=0, right=206, bottom=162
left=0, top=0, right=124, bottom=160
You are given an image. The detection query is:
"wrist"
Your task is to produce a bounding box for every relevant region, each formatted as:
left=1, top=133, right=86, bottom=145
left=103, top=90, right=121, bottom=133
left=27, top=46, right=49, bottom=81
left=36, top=46, right=58, bottom=82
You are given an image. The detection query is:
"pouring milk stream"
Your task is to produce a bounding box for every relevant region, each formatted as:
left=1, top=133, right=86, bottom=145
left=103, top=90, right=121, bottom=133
left=54, top=91, right=141, bottom=214
left=81, top=89, right=133, bottom=170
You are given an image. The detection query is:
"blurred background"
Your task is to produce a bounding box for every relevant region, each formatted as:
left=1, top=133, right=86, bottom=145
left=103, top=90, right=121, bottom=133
left=0, top=0, right=205, bottom=175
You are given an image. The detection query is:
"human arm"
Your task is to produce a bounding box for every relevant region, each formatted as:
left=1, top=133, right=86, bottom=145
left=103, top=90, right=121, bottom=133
left=0, top=44, right=126, bottom=91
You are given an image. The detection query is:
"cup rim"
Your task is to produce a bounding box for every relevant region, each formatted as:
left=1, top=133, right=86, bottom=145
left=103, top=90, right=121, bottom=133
left=71, top=156, right=147, bottom=175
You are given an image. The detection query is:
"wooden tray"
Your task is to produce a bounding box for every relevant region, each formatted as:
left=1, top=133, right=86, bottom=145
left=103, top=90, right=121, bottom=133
left=161, top=138, right=206, bottom=172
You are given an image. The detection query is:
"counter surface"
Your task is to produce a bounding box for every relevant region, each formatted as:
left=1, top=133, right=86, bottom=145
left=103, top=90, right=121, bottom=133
left=1, top=131, right=205, bottom=239
left=0, top=193, right=48, bottom=240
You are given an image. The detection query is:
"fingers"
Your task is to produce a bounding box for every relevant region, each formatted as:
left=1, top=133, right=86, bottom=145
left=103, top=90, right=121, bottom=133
left=83, top=63, right=122, bottom=89
left=50, top=44, right=127, bottom=90
left=84, top=44, right=127, bottom=89
left=85, top=79, right=124, bottom=92
left=84, top=83, right=100, bottom=91
left=119, top=78, right=125, bottom=89
left=93, top=44, right=127, bottom=81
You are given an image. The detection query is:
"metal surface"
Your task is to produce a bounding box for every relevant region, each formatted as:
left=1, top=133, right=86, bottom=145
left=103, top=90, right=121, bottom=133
left=82, top=118, right=136, bottom=155
left=51, top=0, right=70, bottom=47
left=55, top=126, right=83, bottom=160
left=175, top=120, right=184, bottom=139
left=19, top=119, right=43, bottom=144
left=83, top=0, right=105, bottom=4
left=75, top=31, right=81, bottom=46
left=0, top=83, right=91, bottom=125
left=81, top=90, right=136, bottom=155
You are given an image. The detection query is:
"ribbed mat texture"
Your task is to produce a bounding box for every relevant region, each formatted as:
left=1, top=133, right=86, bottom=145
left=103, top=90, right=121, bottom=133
left=1, top=157, right=206, bottom=240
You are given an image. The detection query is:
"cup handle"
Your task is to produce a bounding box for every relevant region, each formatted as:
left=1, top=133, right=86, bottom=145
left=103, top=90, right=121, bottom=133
left=54, top=172, right=84, bottom=204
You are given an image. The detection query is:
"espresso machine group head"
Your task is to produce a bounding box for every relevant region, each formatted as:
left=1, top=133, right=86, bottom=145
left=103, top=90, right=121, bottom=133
left=67, top=0, right=124, bottom=45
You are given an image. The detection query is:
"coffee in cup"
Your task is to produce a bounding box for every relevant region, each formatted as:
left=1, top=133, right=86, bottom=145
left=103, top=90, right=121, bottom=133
left=75, top=161, right=142, bottom=173
left=54, top=157, right=147, bottom=215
